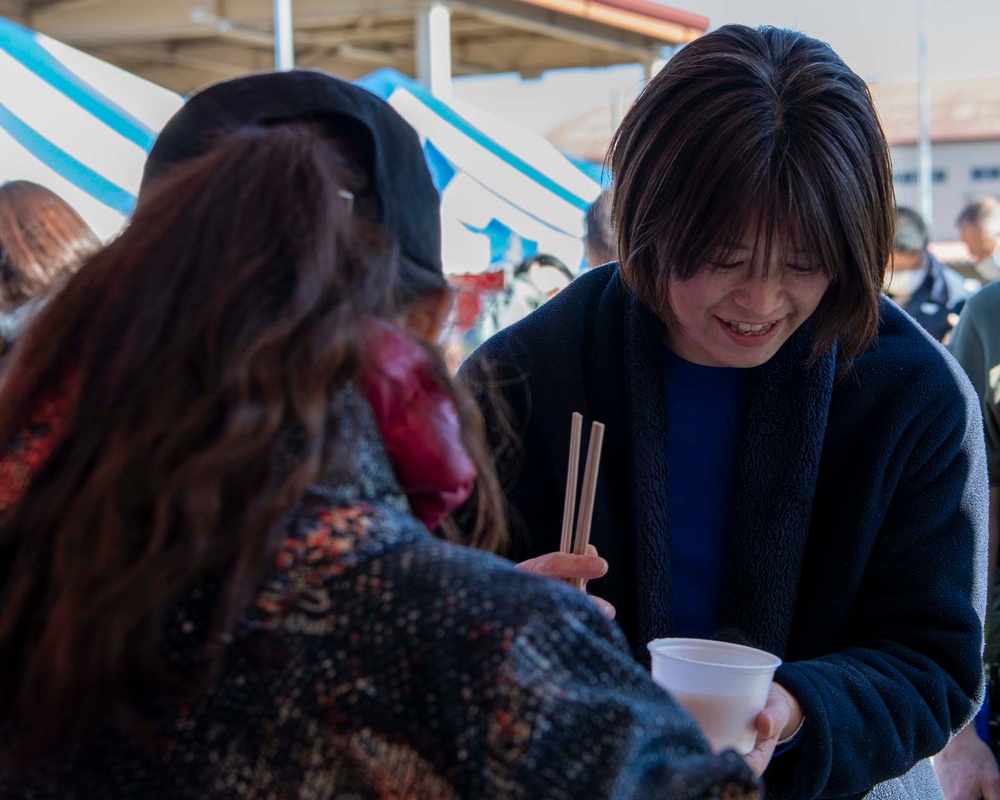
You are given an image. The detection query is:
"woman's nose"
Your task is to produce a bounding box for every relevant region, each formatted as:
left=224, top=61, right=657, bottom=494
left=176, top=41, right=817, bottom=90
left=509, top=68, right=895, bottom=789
left=732, top=271, right=784, bottom=318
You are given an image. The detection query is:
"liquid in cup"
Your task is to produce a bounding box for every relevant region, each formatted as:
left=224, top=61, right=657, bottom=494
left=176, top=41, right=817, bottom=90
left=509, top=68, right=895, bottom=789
left=647, top=638, right=782, bottom=755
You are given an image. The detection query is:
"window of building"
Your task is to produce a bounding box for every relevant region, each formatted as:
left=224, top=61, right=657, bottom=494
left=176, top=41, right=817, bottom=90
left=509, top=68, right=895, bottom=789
left=971, top=166, right=1000, bottom=181
left=895, top=169, right=947, bottom=184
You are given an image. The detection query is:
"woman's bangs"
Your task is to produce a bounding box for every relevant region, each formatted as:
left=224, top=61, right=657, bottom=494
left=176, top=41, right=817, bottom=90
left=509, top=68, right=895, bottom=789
left=670, top=162, right=772, bottom=278
left=759, top=165, right=844, bottom=280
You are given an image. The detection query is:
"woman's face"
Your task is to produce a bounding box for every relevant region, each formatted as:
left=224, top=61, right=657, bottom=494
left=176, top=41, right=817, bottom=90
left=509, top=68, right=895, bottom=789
left=666, top=237, right=831, bottom=368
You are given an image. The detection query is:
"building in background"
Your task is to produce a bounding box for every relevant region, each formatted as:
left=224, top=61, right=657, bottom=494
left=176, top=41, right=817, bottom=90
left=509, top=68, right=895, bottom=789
left=877, top=78, right=1000, bottom=241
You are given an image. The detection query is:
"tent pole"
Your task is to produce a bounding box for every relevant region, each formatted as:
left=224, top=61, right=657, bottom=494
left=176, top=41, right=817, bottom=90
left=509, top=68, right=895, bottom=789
left=416, top=0, right=452, bottom=96
left=274, top=0, right=294, bottom=71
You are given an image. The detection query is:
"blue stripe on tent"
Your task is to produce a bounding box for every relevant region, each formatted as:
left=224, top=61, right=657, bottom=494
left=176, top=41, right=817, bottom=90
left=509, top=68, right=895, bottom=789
left=460, top=219, right=541, bottom=269
left=0, top=102, right=135, bottom=215
left=357, top=69, right=592, bottom=213
left=424, top=139, right=457, bottom=193
left=453, top=158, right=581, bottom=239
left=0, top=17, right=155, bottom=150
left=564, top=153, right=612, bottom=189
left=462, top=218, right=516, bottom=265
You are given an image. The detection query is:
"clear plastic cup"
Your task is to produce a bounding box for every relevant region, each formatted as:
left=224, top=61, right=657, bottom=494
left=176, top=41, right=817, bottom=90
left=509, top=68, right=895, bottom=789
left=647, top=637, right=782, bottom=755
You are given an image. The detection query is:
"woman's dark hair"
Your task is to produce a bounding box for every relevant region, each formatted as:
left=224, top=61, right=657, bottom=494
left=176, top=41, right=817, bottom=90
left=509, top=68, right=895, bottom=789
left=0, top=181, right=100, bottom=312
left=0, top=124, right=504, bottom=758
left=609, top=25, right=895, bottom=362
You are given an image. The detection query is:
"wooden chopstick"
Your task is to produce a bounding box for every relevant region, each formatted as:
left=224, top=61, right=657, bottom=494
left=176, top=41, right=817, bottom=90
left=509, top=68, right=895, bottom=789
left=572, top=421, right=605, bottom=590
left=560, top=412, right=584, bottom=556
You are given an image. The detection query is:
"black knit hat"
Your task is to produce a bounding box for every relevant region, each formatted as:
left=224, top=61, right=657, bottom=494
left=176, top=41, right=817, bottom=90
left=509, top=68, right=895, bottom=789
left=141, top=69, right=445, bottom=292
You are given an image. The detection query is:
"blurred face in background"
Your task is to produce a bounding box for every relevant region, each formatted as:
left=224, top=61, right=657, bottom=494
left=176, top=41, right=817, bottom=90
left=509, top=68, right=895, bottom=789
left=888, top=250, right=924, bottom=272
left=883, top=249, right=927, bottom=299
left=960, top=221, right=1000, bottom=280
left=960, top=222, right=996, bottom=263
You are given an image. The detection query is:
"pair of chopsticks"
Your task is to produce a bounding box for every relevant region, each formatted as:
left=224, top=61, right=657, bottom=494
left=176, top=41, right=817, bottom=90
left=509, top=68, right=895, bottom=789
left=559, top=412, right=605, bottom=591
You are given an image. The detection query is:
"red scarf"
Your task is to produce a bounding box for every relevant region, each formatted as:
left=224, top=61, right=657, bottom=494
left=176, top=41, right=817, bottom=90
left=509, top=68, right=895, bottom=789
left=361, top=321, right=476, bottom=530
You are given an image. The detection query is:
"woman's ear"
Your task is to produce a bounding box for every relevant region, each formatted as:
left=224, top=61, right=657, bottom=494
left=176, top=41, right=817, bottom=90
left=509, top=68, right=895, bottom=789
left=403, top=286, right=455, bottom=344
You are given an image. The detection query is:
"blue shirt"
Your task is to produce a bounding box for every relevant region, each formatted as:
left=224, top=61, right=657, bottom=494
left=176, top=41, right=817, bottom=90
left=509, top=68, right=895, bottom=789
left=664, top=348, right=751, bottom=639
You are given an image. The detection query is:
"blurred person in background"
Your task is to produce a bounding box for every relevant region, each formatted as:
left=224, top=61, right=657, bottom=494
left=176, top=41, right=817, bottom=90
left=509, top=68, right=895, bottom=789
left=462, top=25, right=988, bottom=799
left=946, top=269, right=1000, bottom=799
left=0, top=73, right=760, bottom=800
left=585, top=186, right=616, bottom=268
left=0, top=181, right=99, bottom=356
left=516, top=252, right=574, bottom=301
left=498, top=252, right=574, bottom=327
left=474, top=253, right=574, bottom=341
left=885, top=206, right=978, bottom=343
left=958, top=197, right=1000, bottom=282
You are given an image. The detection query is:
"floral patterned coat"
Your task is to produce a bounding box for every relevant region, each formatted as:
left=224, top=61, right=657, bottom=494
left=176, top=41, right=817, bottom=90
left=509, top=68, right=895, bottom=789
left=0, top=398, right=759, bottom=799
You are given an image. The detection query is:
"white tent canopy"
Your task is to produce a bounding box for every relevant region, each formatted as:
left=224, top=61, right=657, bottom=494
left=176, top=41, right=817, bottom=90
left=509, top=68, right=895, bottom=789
left=0, top=16, right=183, bottom=238
left=0, top=17, right=602, bottom=273
left=358, top=68, right=603, bottom=274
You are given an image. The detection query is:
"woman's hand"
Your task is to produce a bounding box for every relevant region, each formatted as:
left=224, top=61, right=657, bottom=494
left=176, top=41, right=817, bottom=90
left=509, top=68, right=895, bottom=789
left=743, top=682, right=803, bottom=777
left=517, top=545, right=616, bottom=619
left=934, top=723, right=1000, bottom=800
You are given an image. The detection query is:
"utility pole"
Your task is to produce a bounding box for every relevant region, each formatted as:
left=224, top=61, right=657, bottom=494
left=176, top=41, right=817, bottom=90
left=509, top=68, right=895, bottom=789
left=916, top=0, right=933, bottom=227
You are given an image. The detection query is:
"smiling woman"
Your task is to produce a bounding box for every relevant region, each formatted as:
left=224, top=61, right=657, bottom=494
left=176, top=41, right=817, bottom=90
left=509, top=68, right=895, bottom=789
left=461, top=24, right=988, bottom=800
left=665, top=239, right=832, bottom=368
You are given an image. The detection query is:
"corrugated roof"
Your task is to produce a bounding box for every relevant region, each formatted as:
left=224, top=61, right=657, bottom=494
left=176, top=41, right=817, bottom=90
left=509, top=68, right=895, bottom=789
left=513, top=0, right=708, bottom=44
left=584, top=0, right=709, bottom=30
left=872, top=78, right=1000, bottom=146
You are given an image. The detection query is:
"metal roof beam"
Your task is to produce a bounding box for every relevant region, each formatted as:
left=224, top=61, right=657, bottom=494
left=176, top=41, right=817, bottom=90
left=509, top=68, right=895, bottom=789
left=31, top=1, right=219, bottom=45
left=92, top=42, right=251, bottom=79
left=29, top=0, right=427, bottom=46
left=0, top=0, right=27, bottom=21
left=450, top=0, right=661, bottom=59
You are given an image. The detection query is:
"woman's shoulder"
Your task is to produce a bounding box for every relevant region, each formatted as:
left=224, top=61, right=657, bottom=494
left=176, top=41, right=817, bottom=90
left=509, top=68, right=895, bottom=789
left=840, top=297, right=978, bottom=415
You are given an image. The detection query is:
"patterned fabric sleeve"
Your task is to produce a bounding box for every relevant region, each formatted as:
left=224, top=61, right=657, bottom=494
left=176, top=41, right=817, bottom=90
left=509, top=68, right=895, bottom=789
left=0, top=374, right=76, bottom=516
left=255, top=495, right=759, bottom=800
left=483, top=586, right=760, bottom=800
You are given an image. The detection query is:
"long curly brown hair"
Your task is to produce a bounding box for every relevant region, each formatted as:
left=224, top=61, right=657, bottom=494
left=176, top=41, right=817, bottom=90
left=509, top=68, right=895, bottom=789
left=0, top=123, right=494, bottom=759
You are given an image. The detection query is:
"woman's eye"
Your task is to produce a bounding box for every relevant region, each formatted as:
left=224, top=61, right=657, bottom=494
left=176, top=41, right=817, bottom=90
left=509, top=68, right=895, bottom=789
left=707, top=260, right=744, bottom=271
left=787, top=263, right=820, bottom=275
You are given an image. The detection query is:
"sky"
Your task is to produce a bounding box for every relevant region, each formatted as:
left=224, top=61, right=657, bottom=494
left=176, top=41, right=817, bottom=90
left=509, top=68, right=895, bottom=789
left=453, top=0, right=1000, bottom=136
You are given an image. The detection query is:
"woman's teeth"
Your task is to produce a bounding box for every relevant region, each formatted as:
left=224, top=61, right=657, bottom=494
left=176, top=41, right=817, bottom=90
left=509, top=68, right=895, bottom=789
left=725, top=320, right=775, bottom=336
